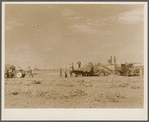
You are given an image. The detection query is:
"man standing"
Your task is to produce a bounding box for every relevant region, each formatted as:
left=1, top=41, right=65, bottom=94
left=60, top=68, right=62, bottom=76
left=64, top=68, right=67, bottom=78
left=70, top=63, right=74, bottom=77
left=77, top=61, right=81, bottom=69
left=28, top=67, right=33, bottom=78
left=69, top=67, right=73, bottom=77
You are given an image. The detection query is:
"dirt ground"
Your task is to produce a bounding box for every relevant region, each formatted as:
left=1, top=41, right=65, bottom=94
left=5, top=71, right=144, bottom=108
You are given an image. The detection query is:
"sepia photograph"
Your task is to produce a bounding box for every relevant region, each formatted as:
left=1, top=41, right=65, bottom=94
left=2, top=1, right=148, bottom=120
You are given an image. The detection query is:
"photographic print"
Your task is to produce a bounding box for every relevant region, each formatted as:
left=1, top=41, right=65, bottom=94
left=2, top=2, right=148, bottom=120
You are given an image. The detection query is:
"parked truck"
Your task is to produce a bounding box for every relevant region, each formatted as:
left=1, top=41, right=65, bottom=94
left=114, top=63, right=141, bottom=76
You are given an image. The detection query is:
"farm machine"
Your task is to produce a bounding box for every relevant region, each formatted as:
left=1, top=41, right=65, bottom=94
left=5, top=65, right=29, bottom=78
left=114, top=63, right=141, bottom=76
left=70, top=61, right=142, bottom=77
left=70, top=62, right=110, bottom=77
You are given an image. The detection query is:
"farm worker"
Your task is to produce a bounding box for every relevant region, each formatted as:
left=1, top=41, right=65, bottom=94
left=60, top=68, right=62, bottom=76
left=28, top=67, right=33, bottom=78
left=64, top=68, right=67, bottom=78
left=77, top=61, right=81, bottom=69
left=69, top=67, right=72, bottom=77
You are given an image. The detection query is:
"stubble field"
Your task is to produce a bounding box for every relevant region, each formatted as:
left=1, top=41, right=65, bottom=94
left=5, top=71, right=144, bottom=108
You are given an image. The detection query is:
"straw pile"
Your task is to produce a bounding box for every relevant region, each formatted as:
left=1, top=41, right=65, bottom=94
left=81, top=62, right=94, bottom=72
left=81, top=62, right=101, bottom=73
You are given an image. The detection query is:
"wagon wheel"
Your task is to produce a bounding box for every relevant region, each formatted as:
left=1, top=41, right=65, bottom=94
left=99, top=72, right=105, bottom=77
left=16, top=72, right=23, bottom=78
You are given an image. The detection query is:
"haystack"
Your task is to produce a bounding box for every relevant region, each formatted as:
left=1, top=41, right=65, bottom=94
left=81, top=62, right=94, bottom=72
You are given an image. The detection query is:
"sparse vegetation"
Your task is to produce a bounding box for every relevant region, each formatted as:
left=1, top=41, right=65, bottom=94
left=131, top=85, right=140, bottom=89
left=94, top=92, right=126, bottom=103
left=118, top=83, right=129, bottom=88
left=68, top=89, right=88, bottom=98
left=11, top=90, right=19, bottom=95
left=45, top=90, right=66, bottom=100
left=5, top=70, right=144, bottom=108
left=31, top=80, right=42, bottom=84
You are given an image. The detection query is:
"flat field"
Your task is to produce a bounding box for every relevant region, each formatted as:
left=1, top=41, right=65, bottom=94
left=4, top=71, right=144, bottom=108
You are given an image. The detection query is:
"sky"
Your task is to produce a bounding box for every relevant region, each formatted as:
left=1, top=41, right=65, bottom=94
left=5, top=3, right=145, bottom=69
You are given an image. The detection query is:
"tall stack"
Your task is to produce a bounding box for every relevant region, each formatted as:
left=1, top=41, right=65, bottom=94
left=110, top=56, right=112, bottom=65
left=108, top=56, right=117, bottom=65
left=114, top=56, right=116, bottom=64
